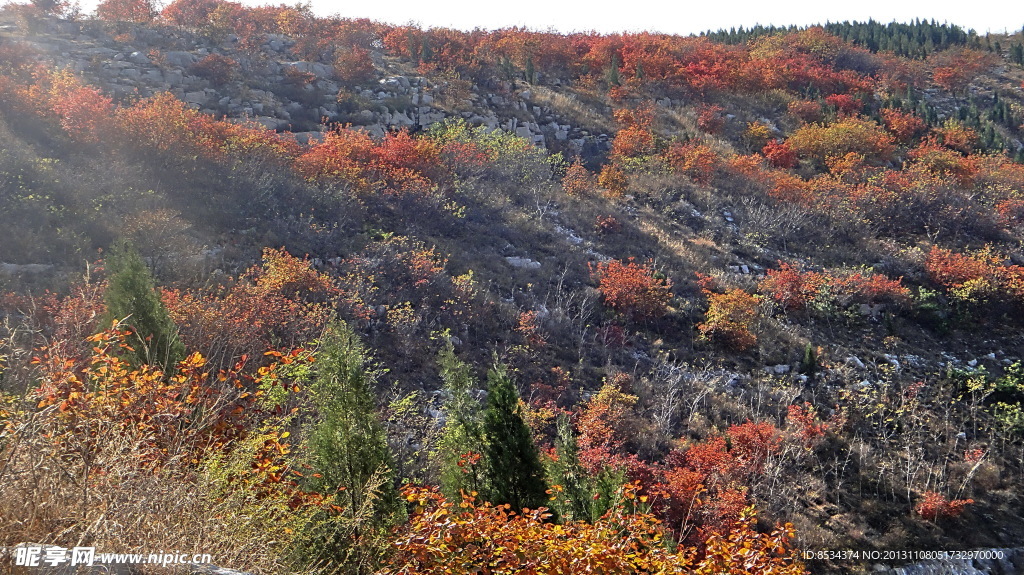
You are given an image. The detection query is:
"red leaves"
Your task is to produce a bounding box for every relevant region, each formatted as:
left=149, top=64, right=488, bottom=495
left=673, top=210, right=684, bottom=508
left=590, top=258, right=673, bottom=322
left=916, top=491, right=974, bottom=521
left=96, top=0, right=156, bottom=22
left=759, top=261, right=910, bottom=312
left=762, top=140, right=797, bottom=169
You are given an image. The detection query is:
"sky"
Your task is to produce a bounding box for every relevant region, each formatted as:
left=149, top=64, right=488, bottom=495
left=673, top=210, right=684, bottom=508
left=278, top=0, right=1020, bottom=36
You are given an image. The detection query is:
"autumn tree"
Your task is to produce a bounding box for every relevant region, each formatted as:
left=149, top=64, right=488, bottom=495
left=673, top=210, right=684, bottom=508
left=697, top=276, right=761, bottom=351
left=102, top=241, right=185, bottom=370
left=482, top=363, right=549, bottom=512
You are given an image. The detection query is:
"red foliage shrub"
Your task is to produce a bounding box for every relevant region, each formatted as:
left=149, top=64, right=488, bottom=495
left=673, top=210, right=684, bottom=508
left=160, top=0, right=226, bottom=27
left=333, top=45, right=376, bottom=86
left=762, top=140, right=798, bottom=169
left=786, top=403, right=828, bottom=447
left=561, top=159, right=593, bottom=196
left=594, top=215, right=621, bottom=235
left=727, top=420, right=783, bottom=476
left=916, top=491, right=974, bottom=521
left=516, top=310, right=547, bottom=348
left=881, top=108, right=928, bottom=143
left=190, top=53, right=238, bottom=86
left=759, top=263, right=825, bottom=311
left=590, top=258, right=673, bottom=322
left=824, top=93, right=862, bottom=116
left=97, top=0, right=156, bottom=22
left=696, top=104, right=725, bottom=134
left=44, top=70, right=114, bottom=144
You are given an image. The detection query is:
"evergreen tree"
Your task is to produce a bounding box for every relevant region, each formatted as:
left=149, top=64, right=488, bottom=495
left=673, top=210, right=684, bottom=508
left=482, top=363, right=548, bottom=511
left=434, top=341, right=486, bottom=501
left=605, top=54, right=620, bottom=87
left=102, top=240, right=184, bottom=370
left=307, top=321, right=400, bottom=517
left=303, top=321, right=401, bottom=571
left=525, top=56, right=536, bottom=84
left=548, top=413, right=590, bottom=521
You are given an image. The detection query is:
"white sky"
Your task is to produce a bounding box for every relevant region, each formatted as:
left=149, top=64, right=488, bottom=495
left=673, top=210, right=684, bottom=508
left=70, top=0, right=1022, bottom=36
left=285, top=0, right=1019, bottom=36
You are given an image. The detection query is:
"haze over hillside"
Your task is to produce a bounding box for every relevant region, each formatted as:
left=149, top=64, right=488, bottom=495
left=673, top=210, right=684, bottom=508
left=2, top=2, right=1024, bottom=574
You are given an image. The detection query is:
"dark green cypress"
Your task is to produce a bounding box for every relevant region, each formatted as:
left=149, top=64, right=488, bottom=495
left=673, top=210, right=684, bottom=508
left=102, top=240, right=184, bottom=370
left=482, top=363, right=549, bottom=511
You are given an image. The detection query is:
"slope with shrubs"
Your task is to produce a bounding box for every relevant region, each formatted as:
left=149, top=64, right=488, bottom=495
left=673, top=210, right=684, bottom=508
left=3, top=3, right=1024, bottom=573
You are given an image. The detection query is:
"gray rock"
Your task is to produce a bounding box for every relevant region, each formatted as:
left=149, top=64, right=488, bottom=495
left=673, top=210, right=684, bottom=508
left=127, top=51, right=149, bottom=65
left=163, top=51, right=196, bottom=68
left=505, top=256, right=541, bottom=270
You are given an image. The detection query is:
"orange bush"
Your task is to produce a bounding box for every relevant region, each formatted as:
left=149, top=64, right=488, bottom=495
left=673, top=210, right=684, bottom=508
left=787, top=117, right=895, bottom=166
left=698, top=282, right=760, bottom=351
left=598, top=163, right=628, bottom=196
left=665, top=142, right=718, bottom=185
left=387, top=484, right=806, bottom=575
left=762, top=140, right=797, bottom=169
left=881, top=108, right=927, bottom=143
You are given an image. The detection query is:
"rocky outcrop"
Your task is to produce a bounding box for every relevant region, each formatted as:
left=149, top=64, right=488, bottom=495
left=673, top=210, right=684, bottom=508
left=0, top=15, right=613, bottom=154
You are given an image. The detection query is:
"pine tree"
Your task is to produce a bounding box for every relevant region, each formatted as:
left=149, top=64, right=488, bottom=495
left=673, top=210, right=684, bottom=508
left=435, top=341, right=485, bottom=501
left=102, top=240, right=184, bottom=370
left=482, top=363, right=549, bottom=512
left=303, top=321, right=401, bottom=570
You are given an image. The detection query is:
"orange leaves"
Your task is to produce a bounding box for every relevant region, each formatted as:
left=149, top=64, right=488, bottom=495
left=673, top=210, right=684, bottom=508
left=665, top=142, right=719, bottom=185
left=928, top=47, right=994, bottom=95
left=96, top=0, right=156, bottom=22
left=31, top=69, right=114, bottom=144
left=387, top=483, right=692, bottom=574
left=610, top=103, right=657, bottom=161
left=726, top=421, right=783, bottom=477
left=29, top=326, right=264, bottom=469
left=881, top=108, right=927, bottom=143
left=597, top=163, right=628, bottom=197
left=562, top=159, right=594, bottom=196
left=697, top=276, right=760, bottom=351
left=293, top=126, right=375, bottom=188
left=294, top=127, right=449, bottom=197
left=116, top=92, right=298, bottom=162
left=590, top=258, right=673, bottom=322
left=922, top=246, right=1024, bottom=303
left=786, top=403, right=828, bottom=447
left=761, top=140, right=798, bottom=169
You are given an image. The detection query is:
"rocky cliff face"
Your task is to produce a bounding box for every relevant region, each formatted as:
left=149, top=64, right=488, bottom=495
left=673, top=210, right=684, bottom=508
left=0, top=14, right=617, bottom=157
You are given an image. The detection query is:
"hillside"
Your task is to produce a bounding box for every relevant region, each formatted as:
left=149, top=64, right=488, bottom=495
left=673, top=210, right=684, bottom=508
left=3, top=3, right=1024, bottom=573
